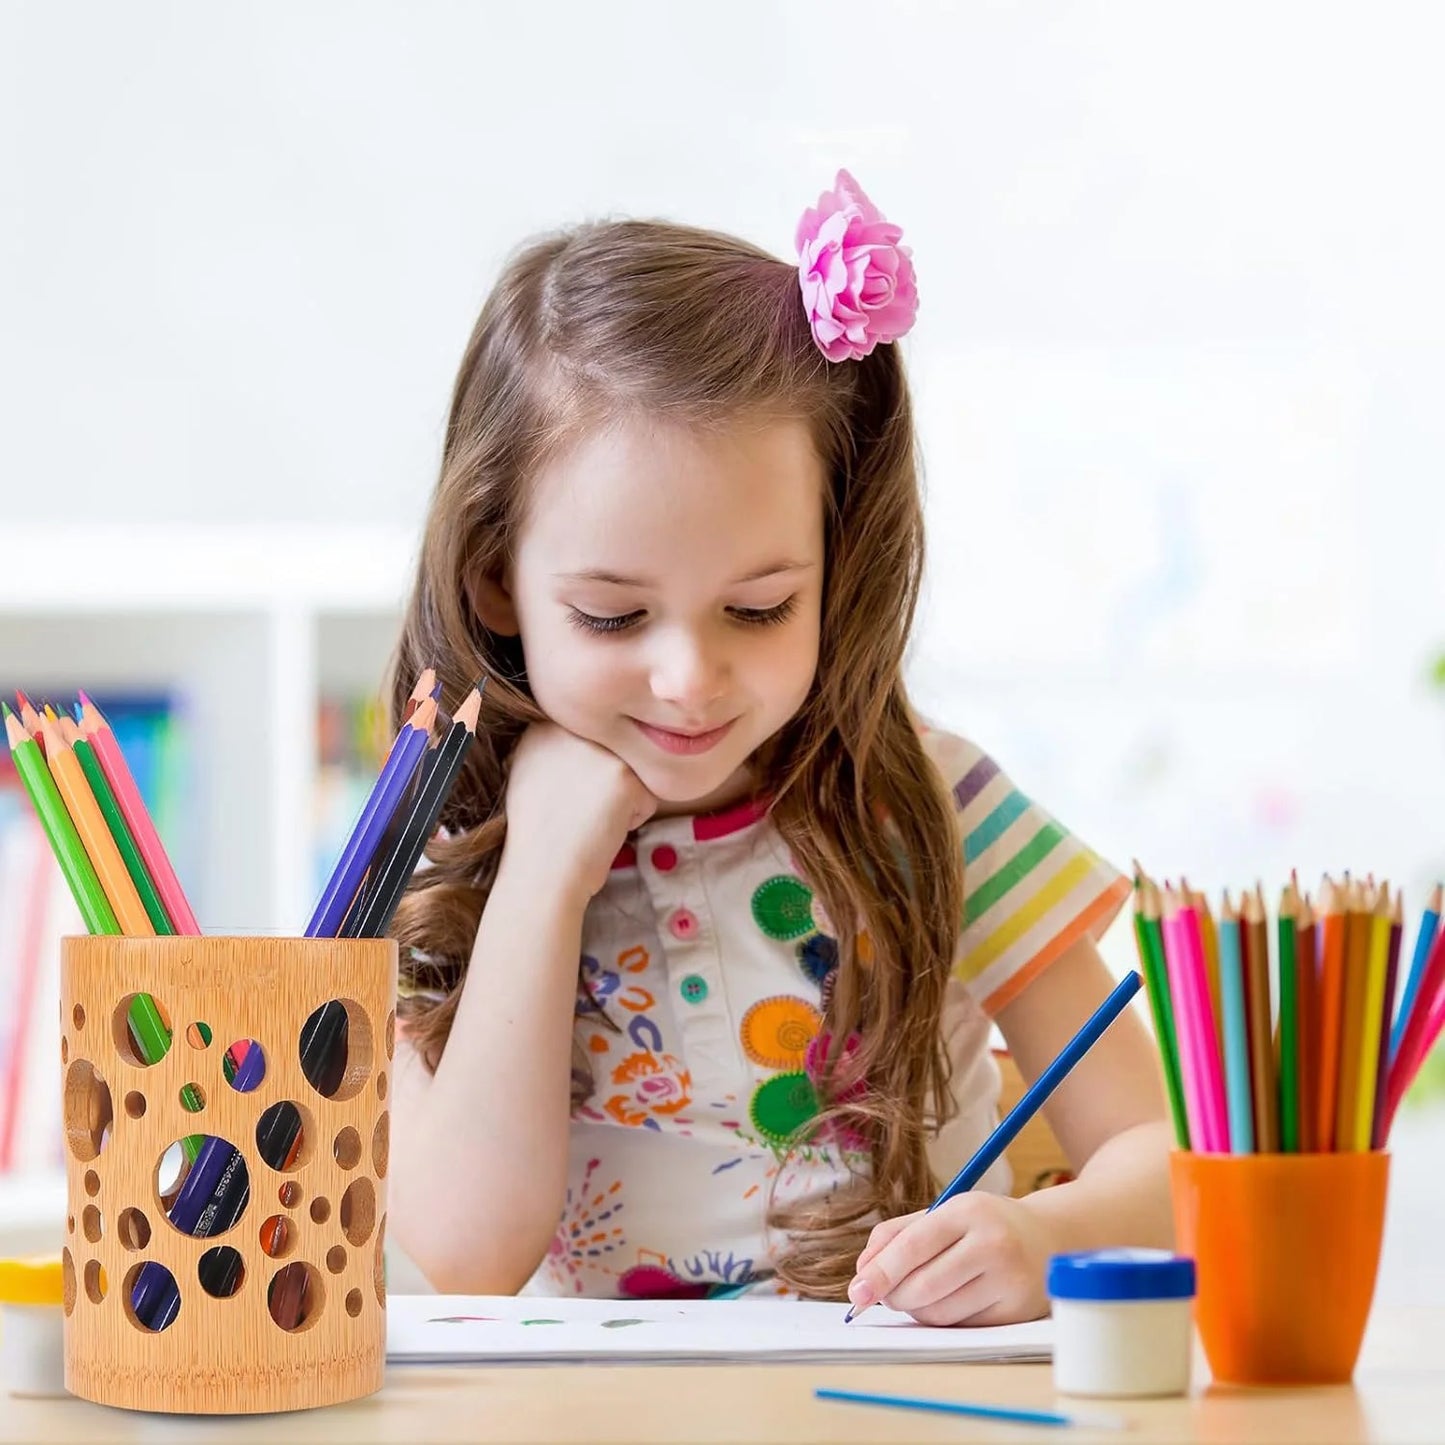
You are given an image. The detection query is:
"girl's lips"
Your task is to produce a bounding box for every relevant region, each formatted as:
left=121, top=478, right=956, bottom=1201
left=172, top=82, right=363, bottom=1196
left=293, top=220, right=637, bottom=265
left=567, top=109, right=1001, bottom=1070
left=632, top=718, right=736, bottom=755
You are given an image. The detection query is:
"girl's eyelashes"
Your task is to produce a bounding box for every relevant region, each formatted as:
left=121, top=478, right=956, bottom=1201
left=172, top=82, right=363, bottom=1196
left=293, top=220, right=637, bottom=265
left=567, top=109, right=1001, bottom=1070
left=565, top=596, right=798, bottom=636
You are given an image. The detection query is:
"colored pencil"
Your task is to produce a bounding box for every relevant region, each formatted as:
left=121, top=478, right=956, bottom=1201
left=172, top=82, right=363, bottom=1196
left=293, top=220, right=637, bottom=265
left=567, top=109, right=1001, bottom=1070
left=77, top=691, right=200, bottom=934
left=1316, top=879, right=1348, bottom=1151
left=1351, top=885, right=1392, bottom=1152
left=345, top=683, right=483, bottom=939
left=37, top=711, right=152, bottom=934
left=1177, top=887, right=1229, bottom=1151
left=1242, top=886, right=1279, bottom=1152
left=1217, top=893, right=1255, bottom=1153
left=1370, top=890, right=1404, bottom=1150
left=59, top=715, right=171, bottom=932
left=1384, top=922, right=1445, bottom=1130
left=1295, top=894, right=1318, bottom=1152
left=305, top=697, right=436, bottom=937
left=1193, top=885, right=1224, bottom=1053
left=1336, top=882, right=1373, bottom=1152
left=844, top=971, right=1144, bottom=1321
left=4, top=704, right=118, bottom=933
left=1157, top=885, right=1210, bottom=1152
left=1391, top=883, right=1442, bottom=1065
left=1131, top=870, right=1190, bottom=1148
left=1277, top=881, right=1300, bottom=1152
left=814, top=1388, right=1125, bottom=1430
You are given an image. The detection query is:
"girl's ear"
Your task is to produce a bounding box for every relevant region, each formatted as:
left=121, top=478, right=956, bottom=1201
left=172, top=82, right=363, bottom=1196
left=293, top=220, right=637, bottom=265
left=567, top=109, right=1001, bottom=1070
left=468, top=571, right=521, bottom=637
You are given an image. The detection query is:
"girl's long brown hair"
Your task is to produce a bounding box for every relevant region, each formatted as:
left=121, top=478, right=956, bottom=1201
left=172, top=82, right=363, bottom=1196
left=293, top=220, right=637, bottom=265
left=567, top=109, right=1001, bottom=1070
left=390, top=220, right=964, bottom=1299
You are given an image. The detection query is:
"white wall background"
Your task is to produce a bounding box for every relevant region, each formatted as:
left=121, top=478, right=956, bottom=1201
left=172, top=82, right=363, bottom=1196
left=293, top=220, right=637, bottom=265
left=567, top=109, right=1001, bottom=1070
left=3, top=0, right=1444, bottom=1298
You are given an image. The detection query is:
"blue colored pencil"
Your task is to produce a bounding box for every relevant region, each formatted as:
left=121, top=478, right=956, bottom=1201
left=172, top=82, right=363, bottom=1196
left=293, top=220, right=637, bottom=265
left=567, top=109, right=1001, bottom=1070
left=304, top=698, right=436, bottom=937
left=1390, top=884, right=1441, bottom=1066
left=814, top=1388, right=1125, bottom=1430
left=845, top=969, right=1143, bottom=1322
left=1217, top=894, right=1256, bottom=1153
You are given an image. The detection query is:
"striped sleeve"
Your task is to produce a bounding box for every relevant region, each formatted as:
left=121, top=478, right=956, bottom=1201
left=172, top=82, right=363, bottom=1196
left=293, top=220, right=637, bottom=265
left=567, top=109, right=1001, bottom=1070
left=922, top=727, right=1130, bottom=1017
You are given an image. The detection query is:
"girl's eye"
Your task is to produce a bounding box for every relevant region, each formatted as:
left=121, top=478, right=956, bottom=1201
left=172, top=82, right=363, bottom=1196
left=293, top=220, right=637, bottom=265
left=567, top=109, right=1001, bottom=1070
left=728, top=597, right=798, bottom=627
left=568, top=609, right=644, bottom=635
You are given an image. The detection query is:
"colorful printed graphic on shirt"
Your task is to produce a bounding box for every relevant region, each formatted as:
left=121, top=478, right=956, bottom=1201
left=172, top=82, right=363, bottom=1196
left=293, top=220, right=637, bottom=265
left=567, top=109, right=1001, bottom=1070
left=544, top=1157, right=626, bottom=1294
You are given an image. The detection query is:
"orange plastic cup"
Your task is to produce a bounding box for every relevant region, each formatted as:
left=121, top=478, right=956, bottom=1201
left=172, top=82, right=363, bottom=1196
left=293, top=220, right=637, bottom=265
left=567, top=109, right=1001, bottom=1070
left=1169, top=1149, right=1389, bottom=1386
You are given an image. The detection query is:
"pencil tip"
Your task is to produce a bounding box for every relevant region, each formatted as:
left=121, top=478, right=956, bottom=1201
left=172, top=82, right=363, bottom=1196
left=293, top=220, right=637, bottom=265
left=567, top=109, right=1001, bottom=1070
left=0, top=700, right=11, bottom=719
left=842, top=1306, right=856, bottom=1324
left=76, top=688, right=92, bottom=708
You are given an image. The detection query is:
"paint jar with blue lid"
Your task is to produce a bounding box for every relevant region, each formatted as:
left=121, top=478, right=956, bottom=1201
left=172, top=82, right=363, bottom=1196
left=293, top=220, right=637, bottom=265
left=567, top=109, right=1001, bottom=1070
left=1048, top=1248, right=1196, bottom=1398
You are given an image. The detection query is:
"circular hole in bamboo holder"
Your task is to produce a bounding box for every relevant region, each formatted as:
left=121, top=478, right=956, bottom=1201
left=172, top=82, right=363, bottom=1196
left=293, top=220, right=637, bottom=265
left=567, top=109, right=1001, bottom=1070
left=261, top=1214, right=294, bottom=1259
left=256, top=1099, right=315, bottom=1172
left=124, top=1090, right=146, bottom=1120
left=82, top=1205, right=103, bottom=1243
left=385, top=1010, right=395, bottom=1060
left=73, top=1003, right=87, bottom=1031
left=122, top=1261, right=180, bottom=1333
left=67, top=1214, right=75, bottom=1235
left=84, top=1259, right=107, bottom=1304
left=333, top=1126, right=362, bottom=1171
left=326, top=1245, right=347, bottom=1275
left=376, top=1071, right=387, bottom=1101
left=185, top=1021, right=213, bottom=1050
left=278, top=1180, right=302, bottom=1209
left=61, top=1036, right=69, bottom=1064
left=372, top=1113, right=389, bottom=1178
left=84, top=1169, right=100, bottom=1197
left=373, top=1215, right=386, bottom=1307
left=155, top=1137, right=249, bottom=1236
left=199, top=1246, right=246, bottom=1299
left=226, top=1039, right=266, bottom=1092
left=268, top=1263, right=324, bottom=1333
left=310, top=1197, right=331, bottom=1225
left=340, top=1178, right=376, bottom=1247
left=300, top=999, right=373, bottom=1101
left=346, top=1289, right=363, bottom=1318
left=62, top=1248, right=76, bottom=1315
left=112, top=995, right=172, bottom=1067
left=118, top=1207, right=151, bottom=1251
left=64, top=1059, right=113, bottom=1161
left=179, top=1082, right=206, bottom=1113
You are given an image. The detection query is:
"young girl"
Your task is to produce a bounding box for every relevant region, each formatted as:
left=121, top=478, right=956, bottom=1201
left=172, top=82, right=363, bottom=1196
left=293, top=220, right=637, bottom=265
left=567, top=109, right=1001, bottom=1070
left=389, top=171, right=1173, bottom=1325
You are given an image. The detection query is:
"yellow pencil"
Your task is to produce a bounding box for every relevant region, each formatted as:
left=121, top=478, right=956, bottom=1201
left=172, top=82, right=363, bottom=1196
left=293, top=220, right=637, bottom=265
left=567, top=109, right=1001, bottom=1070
left=1352, top=885, right=1393, bottom=1151
left=1335, top=880, right=1372, bottom=1152
left=37, top=711, right=154, bottom=935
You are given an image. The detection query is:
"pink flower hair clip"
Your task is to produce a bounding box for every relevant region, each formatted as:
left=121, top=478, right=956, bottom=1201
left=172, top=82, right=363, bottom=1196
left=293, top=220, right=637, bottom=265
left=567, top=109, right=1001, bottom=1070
left=795, top=169, right=918, bottom=363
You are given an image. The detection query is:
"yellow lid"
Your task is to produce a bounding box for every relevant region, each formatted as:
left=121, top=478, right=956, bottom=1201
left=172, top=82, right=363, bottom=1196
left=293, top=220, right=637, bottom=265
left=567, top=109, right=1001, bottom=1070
left=0, top=1255, right=64, bottom=1306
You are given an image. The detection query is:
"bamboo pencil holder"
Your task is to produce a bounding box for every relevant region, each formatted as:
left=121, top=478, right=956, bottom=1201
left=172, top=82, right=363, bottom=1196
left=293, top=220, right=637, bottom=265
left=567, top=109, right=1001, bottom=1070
left=58, top=935, right=396, bottom=1414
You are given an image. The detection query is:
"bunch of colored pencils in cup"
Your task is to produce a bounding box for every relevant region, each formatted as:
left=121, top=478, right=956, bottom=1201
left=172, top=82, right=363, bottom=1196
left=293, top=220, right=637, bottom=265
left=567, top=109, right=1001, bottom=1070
left=1132, top=864, right=1444, bottom=1154
left=4, top=669, right=482, bottom=1328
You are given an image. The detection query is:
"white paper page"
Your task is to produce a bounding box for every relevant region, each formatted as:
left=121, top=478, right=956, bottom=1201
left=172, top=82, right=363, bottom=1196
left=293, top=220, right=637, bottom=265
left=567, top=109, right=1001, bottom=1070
left=386, top=1295, right=1053, bottom=1366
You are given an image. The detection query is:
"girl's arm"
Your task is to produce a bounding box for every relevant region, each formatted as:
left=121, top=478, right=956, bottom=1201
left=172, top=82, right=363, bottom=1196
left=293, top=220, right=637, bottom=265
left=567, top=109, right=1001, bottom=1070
left=390, top=724, right=655, bottom=1294
left=848, top=935, right=1173, bottom=1324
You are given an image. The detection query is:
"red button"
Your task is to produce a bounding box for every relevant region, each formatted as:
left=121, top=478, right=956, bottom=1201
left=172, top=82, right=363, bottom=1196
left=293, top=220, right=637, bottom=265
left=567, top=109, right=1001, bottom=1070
left=668, top=907, right=698, bottom=940
left=651, top=844, right=678, bottom=872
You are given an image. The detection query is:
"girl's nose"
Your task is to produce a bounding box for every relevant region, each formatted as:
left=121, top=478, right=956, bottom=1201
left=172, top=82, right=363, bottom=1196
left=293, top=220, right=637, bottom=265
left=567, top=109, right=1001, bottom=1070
left=649, top=631, right=728, bottom=714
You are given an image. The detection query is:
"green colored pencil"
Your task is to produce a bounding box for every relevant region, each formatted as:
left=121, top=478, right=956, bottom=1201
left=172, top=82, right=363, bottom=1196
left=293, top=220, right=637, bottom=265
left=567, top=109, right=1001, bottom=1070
left=1133, top=873, right=1191, bottom=1148
left=4, top=703, right=117, bottom=933
left=70, top=725, right=173, bottom=932
left=1278, top=883, right=1300, bottom=1152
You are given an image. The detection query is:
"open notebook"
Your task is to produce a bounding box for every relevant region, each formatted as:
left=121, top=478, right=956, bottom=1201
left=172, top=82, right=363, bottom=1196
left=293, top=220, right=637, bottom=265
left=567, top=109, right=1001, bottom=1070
left=386, top=1295, right=1053, bottom=1365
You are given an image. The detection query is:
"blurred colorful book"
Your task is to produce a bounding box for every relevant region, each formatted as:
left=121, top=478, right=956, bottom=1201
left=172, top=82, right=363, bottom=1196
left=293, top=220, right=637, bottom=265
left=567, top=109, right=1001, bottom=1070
left=313, top=693, right=389, bottom=900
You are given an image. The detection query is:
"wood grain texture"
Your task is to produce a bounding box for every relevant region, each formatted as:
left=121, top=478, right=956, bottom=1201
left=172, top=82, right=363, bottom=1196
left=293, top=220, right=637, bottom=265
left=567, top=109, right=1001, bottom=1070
left=59, top=935, right=395, bottom=1414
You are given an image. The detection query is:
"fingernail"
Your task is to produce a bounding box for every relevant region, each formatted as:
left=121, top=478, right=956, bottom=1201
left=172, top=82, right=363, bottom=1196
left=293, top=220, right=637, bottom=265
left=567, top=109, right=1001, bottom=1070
left=847, top=1278, right=876, bottom=1308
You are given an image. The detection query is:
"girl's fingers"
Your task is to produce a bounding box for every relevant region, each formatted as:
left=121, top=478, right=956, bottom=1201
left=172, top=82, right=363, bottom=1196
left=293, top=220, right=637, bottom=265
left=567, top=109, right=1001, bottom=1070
left=852, top=1211, right=919, bottom=1274
left=850, top=1207, right=973, bottom=1306
left=902, top=1273, right=1006, bottom=1328
left=880, top=1234, right=984, bottom=1315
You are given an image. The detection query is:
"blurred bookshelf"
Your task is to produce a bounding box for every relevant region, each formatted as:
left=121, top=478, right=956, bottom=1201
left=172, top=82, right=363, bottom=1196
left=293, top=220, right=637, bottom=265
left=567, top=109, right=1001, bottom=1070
left=0, top=523, right=413, bottom=1252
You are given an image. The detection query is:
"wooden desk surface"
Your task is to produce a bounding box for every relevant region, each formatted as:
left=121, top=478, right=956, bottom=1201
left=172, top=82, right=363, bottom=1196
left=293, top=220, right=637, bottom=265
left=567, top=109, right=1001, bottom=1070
left=3, top=1306, right=1441, bottom=1443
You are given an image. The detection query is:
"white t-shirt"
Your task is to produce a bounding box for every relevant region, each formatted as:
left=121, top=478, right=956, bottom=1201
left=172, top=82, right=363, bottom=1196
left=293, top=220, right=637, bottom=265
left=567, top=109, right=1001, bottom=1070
left=408, top=727, right=1128, bottom=1300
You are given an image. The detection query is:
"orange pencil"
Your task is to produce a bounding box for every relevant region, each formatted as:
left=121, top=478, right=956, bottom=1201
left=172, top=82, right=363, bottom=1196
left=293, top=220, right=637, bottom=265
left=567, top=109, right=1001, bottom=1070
left=1335, top=881, right=1374, bottom=1152
left=37, top=711, right=154, bottom=935
left=1315, top=879, right=1348, bottom=1151
left=1242, top=886, right=1279, bottom=1152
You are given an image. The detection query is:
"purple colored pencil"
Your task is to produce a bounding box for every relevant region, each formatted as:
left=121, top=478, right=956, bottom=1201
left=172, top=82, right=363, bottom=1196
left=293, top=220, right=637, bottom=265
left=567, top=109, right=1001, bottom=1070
left=304, top=700, right=436, bottom=938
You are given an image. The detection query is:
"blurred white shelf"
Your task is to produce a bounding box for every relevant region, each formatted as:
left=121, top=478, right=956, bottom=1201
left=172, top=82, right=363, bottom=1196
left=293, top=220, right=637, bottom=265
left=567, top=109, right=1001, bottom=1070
left=0, top=523, right=417, bottom=612
left=0, top=523, right=418, bottom=930
left=0, top=1170, right=65, bottom=1256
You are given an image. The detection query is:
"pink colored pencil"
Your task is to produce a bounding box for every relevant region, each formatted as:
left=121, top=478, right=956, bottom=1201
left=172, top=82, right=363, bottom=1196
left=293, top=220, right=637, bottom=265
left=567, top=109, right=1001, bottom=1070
left=1383, top=924, right=1445, bottom=1131
left=75, top=691, right=199, bottom=934
left=1163, top=886, right=1227, bottom=1151
left=1178, top=888, right=1230, bottom=1150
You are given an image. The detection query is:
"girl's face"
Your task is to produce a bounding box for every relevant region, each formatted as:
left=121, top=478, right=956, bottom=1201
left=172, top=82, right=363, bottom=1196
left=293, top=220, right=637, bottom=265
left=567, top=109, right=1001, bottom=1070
left=495, top=415, right=825, bottom=813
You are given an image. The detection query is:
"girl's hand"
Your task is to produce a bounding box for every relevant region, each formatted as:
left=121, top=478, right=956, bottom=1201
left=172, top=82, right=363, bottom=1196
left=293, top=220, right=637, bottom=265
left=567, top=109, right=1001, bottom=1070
left=847, top=1193, right=1054, bottom=1326
left=502, top=723, right=657, bottom=907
